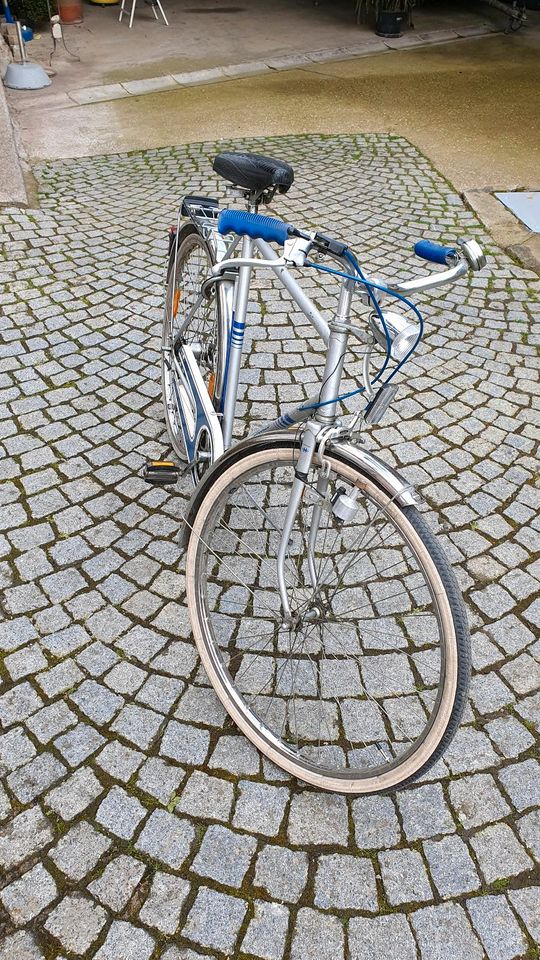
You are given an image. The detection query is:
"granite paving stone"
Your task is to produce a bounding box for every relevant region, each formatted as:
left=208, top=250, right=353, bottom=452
left=379, top=849, right=433, bottom=906
left=352, top=795, right=402, bottom=849
left=26, top=701, right=77, bottom=744
left=349, top=915, right=418, bottom=960
left=69, top=680, right=123, bottom=725
left=94, top=740, right=144, bottom=781
left=0, top=931, right=45, bottom=960
left=290, top=907, right=345, bottom=960
left=0, top=807, right=54, bottom=870
left=241, top=900, right=290, bottom=960
left=176, top=770, right=234, bottom=821
left=48, top=821, right=112, bottom=881
left=95, top=785, right=147, bottom=839
left=192, top=824, right=257, bottom=887
left=4, top=643, right=48, bottom=681
left=0, top=132, right=538, bottom=959
left=288, top=792, right=349, bottom=846
left=160, top=950, right=203, bottom=960
left=87, top=853, right=145, bottom=911
left=498, top=759, right=540, bottom=812
left=104, top=661, right=146, bottom=694
left=485, top=715, right=535, bottom=758
left=0, top=727, right=36, bottom=775
left=183, top=886, right=248, bottom=953
left=517, top=808, right=540, bottom=859
left=138, top=872, right=190, bottom=934
left=159, top=719, right=210, bottom=765
left=7, top=752, right=66, bottom=803
left=136, top=756, right=184, bottom=804
left=470, top=823, right=534, bottom=883
left=110, top=704, right=164, bottom=750
left=136, top=674, right=183, bottom=712
left=44, top=894, right=108, bottom=955
left=75, top=641, right=119, bottom=677
left=173, top=682, right=226, bottom=722
left=54, top=722, right=105, bottom=767
left=397, top=783, right=455, bottom=841
left=467, top=894, right=528, bottom=960
left=209, top=734, right=261, bottom=775
left=411, top=903, right=484, bottom=960
left=254, top=844, right=309, bottom=902
left=93, top=921, right=155, bottom=960
left=0, top=682, right=43, bottom=727
left=448, top=773, right=511, bottom=829
left=35, top=659, right=84, bottom=698
left=233, top=780, right=289, bottom=836
left=507, top=886, right=540, bottom=943
left=0, top=862, right=57, bottom=926
left=423, top=835, right=481, bottom=898
left=0, top=616, right=37, bottom=652
left=0, top=784, right=11, bottom=821
left=45, top=767, right=103, bottom=820
left=136, top=809, right=194, bottom=869
left=314, top=853, right=378, bottom=911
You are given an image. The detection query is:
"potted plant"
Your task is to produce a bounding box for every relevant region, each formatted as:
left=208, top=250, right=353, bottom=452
left=355, top=0, right=416, bottom=39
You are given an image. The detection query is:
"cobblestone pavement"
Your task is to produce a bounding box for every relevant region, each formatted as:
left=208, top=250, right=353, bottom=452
left=0, top=134, right=539, bottom=960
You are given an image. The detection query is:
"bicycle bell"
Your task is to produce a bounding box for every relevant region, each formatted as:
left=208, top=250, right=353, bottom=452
left=369, top=310, right=420, bottom=362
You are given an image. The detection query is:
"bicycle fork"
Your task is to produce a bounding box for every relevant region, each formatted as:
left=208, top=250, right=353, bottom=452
left=276, top=279, right=354, bottom=622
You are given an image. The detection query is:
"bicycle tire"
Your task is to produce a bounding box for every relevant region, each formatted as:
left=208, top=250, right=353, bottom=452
left=185, top=436, right=470, bottom=794
left=162, top=225, right=223, bottom=461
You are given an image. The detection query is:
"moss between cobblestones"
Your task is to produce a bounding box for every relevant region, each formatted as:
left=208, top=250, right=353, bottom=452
left=1, top=132, right=539, bottom=958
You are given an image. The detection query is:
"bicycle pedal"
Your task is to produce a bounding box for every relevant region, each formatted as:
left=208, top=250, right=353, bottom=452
left=143, top=460, right=180, bottom=486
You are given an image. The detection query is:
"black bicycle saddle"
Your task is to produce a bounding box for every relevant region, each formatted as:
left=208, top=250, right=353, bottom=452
left=213, top=151, right=294, bottom=195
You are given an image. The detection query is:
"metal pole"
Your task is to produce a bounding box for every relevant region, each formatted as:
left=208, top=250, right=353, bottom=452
left=15, top=20, right=27, bottom=63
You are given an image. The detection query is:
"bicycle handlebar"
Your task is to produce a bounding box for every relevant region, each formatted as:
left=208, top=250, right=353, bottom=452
left=218, top=210, right=292, bottom=246
left=414, top=239, right=457, bottom=265
left=216, top=210, right=484, bottom=291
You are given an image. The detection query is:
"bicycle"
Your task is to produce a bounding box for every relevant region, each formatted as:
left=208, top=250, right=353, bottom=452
left=149, top=151, right=487, bottom=794
left=481, top=0, right=528, bottom=32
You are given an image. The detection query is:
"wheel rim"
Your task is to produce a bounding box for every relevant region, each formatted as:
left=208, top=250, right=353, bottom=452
left=188, top=447, right=459, bottom=793
left=162, top=236, right=217, bottom=458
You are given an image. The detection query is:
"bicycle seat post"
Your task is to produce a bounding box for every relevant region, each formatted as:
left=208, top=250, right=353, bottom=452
left=224, top=186, right=261, bottom=214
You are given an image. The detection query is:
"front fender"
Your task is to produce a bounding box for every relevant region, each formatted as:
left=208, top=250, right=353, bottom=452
left=329, top=439, right=421, bottom=509
left=179, top=430, right=420, bottom=550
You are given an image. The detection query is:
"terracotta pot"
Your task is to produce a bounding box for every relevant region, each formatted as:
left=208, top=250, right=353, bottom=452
left=57, top=0, right=83, bottom=24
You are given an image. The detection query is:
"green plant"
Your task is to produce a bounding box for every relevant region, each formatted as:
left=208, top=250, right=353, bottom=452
left=355, top=0, right=416, bottom=22
left=9, top=0, right=52, bottom=27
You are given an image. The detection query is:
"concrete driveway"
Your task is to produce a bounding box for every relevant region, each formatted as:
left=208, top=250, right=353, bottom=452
left=0, top=132, right=539, bottom=960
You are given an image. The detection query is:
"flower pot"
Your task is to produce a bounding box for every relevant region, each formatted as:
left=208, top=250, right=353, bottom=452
left=57, top=0, right=83, bottom=23
left=375, top=10, right=404, bottom=37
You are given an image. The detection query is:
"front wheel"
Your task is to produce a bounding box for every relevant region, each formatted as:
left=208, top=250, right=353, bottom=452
left=186, top=438, right=470, bottom=794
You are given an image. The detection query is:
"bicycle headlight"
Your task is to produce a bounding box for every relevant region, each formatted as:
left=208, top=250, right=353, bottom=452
left=369, top=311, right=420, bottom=362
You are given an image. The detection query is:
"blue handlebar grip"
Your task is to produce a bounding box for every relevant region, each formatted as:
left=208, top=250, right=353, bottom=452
left=218, top=210, right=292, bottom=246
left=414, top=239, right=457, bottom=265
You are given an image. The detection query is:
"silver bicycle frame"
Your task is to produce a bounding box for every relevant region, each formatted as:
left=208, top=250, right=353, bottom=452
left=180, top=222, right=474, bottom=618
left=210, top=239, right=360, bottom=620
left=216, top=237, right=334, bottom=451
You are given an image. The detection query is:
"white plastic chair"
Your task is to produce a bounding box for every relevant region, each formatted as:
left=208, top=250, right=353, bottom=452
left=119, top=0, right=168, bottom=29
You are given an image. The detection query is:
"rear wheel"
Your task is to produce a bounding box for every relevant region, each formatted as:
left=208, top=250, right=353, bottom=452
left=186, top=439, right=470, bottom=794
left=162, top=227, right=222, bottom=460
